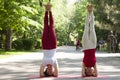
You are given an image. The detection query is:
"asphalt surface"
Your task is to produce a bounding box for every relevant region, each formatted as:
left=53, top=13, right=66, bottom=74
left=0, top=46, right=120, bottom=80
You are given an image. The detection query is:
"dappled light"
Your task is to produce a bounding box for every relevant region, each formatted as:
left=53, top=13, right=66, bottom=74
left=0, top=46, right=120, bottom=80
left=0, top=0, right=120, bottom=80
left=0, top=0, right=119, bottom=52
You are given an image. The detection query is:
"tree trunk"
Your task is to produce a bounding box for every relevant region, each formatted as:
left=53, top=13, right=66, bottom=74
left=0, top=33, right=2, bottom=49
left=5, top=28, right=12, bottom=51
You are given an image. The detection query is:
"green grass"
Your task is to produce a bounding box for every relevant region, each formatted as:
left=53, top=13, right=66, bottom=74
left=0, top=49, right=40, bottom=59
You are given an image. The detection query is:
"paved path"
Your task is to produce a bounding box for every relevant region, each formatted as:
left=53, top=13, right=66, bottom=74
left=0, top=46, right=120, bottom=80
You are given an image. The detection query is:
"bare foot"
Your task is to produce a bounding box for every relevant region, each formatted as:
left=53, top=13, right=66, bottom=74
left=44, top=3, right=52, bottom=11
left=87, top=4, right=93, bottom=13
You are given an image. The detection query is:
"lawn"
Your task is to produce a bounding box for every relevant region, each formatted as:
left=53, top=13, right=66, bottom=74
left=0, top=49, right=40, bottom=59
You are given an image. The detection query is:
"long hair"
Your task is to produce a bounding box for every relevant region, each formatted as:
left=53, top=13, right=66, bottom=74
left=44, top=68, right=54, bottom=77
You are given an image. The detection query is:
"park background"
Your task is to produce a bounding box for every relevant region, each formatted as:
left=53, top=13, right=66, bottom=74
left=0, top=0, right=120, bottom=54
left=0, top=0, right=120, bottom=80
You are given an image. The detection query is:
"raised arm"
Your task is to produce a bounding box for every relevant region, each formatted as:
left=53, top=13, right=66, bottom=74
left=53, top=63, right=58, bottom=77
left=93, top=64, right=98, bottom=77
left=81, top=63, right=86, bottom=77
left=40, top=65, right=45, bottom=77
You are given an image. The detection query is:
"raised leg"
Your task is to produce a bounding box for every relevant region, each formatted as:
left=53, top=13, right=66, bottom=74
left=82, top=13, right=90, bottom=49
left=44, top=11, right=49, bottom=28
left=49, top=11, right=54, bottom=27
left=89, top=13, right=97, bottom=48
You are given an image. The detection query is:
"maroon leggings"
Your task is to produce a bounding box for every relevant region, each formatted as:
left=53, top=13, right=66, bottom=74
left=42, top=11, right=57, bottom=49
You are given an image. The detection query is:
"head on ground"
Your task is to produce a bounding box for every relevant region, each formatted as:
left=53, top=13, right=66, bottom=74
left=44, top=64, right=54, bottom=77
left=85, top=67, right=96, bottom=77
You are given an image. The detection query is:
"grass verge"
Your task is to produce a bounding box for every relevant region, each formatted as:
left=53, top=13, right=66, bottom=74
left=0, top=49, right=40, bottom=59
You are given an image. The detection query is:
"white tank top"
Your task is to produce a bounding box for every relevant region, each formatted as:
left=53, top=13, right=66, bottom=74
left=41, top=49, right=57, bottom=67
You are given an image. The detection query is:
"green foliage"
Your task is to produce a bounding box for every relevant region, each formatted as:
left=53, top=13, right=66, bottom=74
left=88, top=0, right=120, bottom=32
left=0, top=0, right=120, bottom=52
left=52, top=0, right=86, bottom=45
left=69, top=0, right=87, bottom=40
left=22, top=38, right=35, bottom=50
left=12, top=39, right=23, bottom=50
left=0, top=0, right=44, bottom=51
left=35, top=39, right=42, bottom=49
left=12, top=38, right=35, bottom=50
left=87, top=0, right=120, bottom=51
left=95, top=27, right=110, bottom=41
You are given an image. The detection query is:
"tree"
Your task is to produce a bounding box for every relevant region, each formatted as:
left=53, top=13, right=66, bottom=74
left=87, top=0, right=120, bottom=32
left=0, top=0, right=43, bottom=50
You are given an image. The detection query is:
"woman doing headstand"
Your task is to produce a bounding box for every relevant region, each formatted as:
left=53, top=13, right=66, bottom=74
left=81, top=4, right=98, bottom=77
left=40, top=3, right=58, bottom=77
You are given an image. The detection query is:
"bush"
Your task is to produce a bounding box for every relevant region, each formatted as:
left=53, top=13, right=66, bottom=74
left=35, top=39, right=42, bottom=49
left=12, top=38, right=35, bottom=50
left=22, top=38, right=35, bottom=50
left=12, top=39, right=24, bottom=50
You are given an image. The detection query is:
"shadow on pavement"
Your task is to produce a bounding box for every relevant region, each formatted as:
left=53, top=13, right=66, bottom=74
left=0, top=46, right=120, bottom=80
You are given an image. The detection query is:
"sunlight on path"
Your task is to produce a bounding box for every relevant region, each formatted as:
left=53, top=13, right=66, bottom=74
left=0, top=46, right=120, bottom=80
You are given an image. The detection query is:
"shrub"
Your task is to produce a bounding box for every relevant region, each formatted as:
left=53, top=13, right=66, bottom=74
left=22, top=38, right=35, bottom=50
left=35, top=39, right=42, bottom=49
left=12, top=39, right=23, bottom=50
left=12, top=38, right=35, bottom=50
